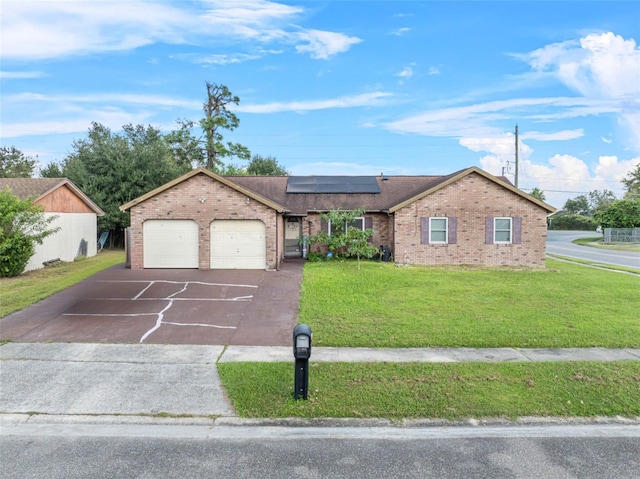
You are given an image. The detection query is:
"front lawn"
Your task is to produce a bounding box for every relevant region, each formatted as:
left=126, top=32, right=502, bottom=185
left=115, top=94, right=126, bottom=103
left=298, top=259, right=639, bottom=348
left=218, top=361, right=640, bottom=419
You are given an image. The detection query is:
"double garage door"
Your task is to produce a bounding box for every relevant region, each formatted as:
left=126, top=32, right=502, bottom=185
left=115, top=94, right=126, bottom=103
left=143, top=219, right=265, bottom=269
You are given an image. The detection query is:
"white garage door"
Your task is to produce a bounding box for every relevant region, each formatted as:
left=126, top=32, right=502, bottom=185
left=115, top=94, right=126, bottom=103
left=210, top=220, right=266, bottom=269
left=143, top=220, right=199, bottom=268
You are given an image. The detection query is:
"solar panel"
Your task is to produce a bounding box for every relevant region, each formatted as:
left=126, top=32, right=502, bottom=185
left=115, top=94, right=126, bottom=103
left=286, top=176, right=380, bottom=194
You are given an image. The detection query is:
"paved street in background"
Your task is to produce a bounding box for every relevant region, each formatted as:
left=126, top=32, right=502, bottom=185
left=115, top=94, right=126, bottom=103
left=547, top=231, right=640, bottom=269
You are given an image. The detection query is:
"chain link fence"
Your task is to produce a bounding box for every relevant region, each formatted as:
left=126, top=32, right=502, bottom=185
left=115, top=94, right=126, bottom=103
left=603, top=228, right=640, bottom=243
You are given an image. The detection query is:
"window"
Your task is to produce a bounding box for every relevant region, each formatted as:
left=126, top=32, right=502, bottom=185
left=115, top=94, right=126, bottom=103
left=494, top=217, right=512, bottom=243
left=420, top=217, right=457, bottom=244
left=429, top=217, right=448, bottom=243
left=328, top=217, right=364, bottom=235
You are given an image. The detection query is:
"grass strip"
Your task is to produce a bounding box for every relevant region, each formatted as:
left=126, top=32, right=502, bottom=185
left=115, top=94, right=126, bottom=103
left=218, top=361, right=640, bottom=420
left=547, top=254, right=640, bottom=275
left=0, top=250, right=125, bottom=318
left=573, top=236, right=640, bottom=252
left=298, top=259, right=640, bottom=348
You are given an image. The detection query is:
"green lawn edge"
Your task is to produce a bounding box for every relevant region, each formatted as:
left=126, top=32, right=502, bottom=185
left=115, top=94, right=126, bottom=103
left=218, top=361, right=640, bottom=420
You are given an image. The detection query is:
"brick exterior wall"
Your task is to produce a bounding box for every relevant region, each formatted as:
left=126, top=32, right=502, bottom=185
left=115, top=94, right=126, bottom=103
left=304, top=212, right=394, bottom=256
left=393, top=172, right=548, bottom=267
left=128, top=173, right=279, bottom=269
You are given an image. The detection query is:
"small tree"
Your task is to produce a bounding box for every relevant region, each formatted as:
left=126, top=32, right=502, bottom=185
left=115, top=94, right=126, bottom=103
left=0, top=188, right=60, bottom=277
left=307, top=209, right=378, bottom=268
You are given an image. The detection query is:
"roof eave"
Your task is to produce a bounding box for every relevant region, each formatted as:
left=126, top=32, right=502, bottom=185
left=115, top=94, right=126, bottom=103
left=119, top=167, right=286, bottom=213
left=388, top=166, right=556, bottom=214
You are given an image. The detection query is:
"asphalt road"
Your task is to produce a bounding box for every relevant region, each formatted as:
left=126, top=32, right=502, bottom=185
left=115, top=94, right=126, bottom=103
left=546, top=230, right=640, bottom=269
left=2, top=424, right=639, bottom=479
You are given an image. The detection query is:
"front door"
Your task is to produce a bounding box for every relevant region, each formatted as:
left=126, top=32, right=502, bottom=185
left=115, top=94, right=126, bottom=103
left=284, top=217, right=302, bottom=257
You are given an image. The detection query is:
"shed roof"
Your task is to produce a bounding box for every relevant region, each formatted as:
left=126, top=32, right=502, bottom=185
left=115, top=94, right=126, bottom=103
left=0, top=177, right=105, bottom=215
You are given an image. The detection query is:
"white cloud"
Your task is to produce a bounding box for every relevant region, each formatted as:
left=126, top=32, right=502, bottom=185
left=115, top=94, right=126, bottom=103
left=427, top=66, right=440, bottom=76
left=238, top=92, right=392, bottom=114
left=2, top=92, right=199, bottom=109
left=0, top=0, right=360, bottom=61
left=0, top=92, right=200, bottom=138
left=516, top=32, right=640, bottom=149
left=396, top=63, right=416, bottom=84
left=522, top=32, right=640, bottom=99
left=521, top=130, right=584, bottom=141
left=0, top=1, right=192, bottom=60
left=178, top=53, right=263, bottom=65
left=0, top=70, right=46, bottom=79
left=390, top=27, right=412, bottom=37
left=479, top=153, right=640, bottom=208
left=294, top=29, right=362, bottom=60
left=386, top=95, right=627, bottom=138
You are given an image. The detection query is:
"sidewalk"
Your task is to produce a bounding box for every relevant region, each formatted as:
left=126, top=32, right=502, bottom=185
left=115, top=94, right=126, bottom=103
left=1, top=343, right=639, bottom=427
left=219, top=345, right=640, bottom=363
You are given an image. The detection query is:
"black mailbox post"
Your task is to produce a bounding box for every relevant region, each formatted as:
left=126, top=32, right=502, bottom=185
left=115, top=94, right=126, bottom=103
left=293, top=324, right=312, bottom=400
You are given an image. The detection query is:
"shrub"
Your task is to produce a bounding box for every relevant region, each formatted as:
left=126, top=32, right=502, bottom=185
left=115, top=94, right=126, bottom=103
left=548, top=213, right=596, bottom=231
left=593, top=199, right=640, bottom=228
left=0, top=234, right=34, bottom=277
left=0, top=188, right=59, bottom=277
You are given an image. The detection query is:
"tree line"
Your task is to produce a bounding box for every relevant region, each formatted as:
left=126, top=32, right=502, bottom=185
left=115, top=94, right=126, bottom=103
left=1, top=83, right=288, bottom=247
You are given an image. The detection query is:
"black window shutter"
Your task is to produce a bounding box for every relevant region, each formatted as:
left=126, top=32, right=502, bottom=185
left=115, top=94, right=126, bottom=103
left=448, top=217, right=457, bottom=244
left=485, top=217, right=494, bottom=244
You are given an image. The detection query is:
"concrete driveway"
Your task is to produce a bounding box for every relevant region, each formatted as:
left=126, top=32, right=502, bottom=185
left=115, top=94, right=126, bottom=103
left=0, top=260, right=304, bottom=346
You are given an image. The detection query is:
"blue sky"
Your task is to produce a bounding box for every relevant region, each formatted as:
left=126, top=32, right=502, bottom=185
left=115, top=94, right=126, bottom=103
left=1, top=0, right=639, bottom=208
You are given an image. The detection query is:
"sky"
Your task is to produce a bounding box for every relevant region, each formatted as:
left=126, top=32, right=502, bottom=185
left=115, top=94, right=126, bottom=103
left=1, top=0, right=639, bottom=208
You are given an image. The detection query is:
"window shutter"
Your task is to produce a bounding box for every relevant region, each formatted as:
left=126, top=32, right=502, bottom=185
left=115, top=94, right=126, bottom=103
left=365, top=217, right=373, bottom=243
left=420, top=217, right=429, bottom=244
left=448, top=217, right=457, bottom=244
left=485, top=217, right=494, bottom=244
left=321, top=219, right=328, bottom=234
left=513, top=216, right=522, bottom=244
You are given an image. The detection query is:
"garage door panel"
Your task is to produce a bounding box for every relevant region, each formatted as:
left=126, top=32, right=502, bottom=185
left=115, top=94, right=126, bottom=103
left=210, top=220, right=266, bottom=269
left=144, top=220, right=199, bottom=268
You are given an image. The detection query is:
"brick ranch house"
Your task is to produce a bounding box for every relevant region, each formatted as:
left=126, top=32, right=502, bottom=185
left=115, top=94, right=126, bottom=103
left=119, top=166, right=555, bottom=270
left=1, top=178, right=105, bottom=272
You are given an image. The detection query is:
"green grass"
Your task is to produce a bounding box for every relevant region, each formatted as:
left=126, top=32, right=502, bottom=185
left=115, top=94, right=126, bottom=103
left=299, top=259, right=640, bottom=348
left=573, top=236, right=640, bottom=252
left=0, top=250, right=125, bottom=318
left=218, top=361, right=640, bottom=419
left=547, top=254, right=640, bottom=274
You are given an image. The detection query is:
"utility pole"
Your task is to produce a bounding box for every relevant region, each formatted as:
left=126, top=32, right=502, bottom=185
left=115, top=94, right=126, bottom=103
left=514, top=124, right=519, bottom=188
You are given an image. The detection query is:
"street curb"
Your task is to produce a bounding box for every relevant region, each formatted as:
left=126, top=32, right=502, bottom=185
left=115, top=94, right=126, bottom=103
left=2, top=413, right=640, bottom=428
